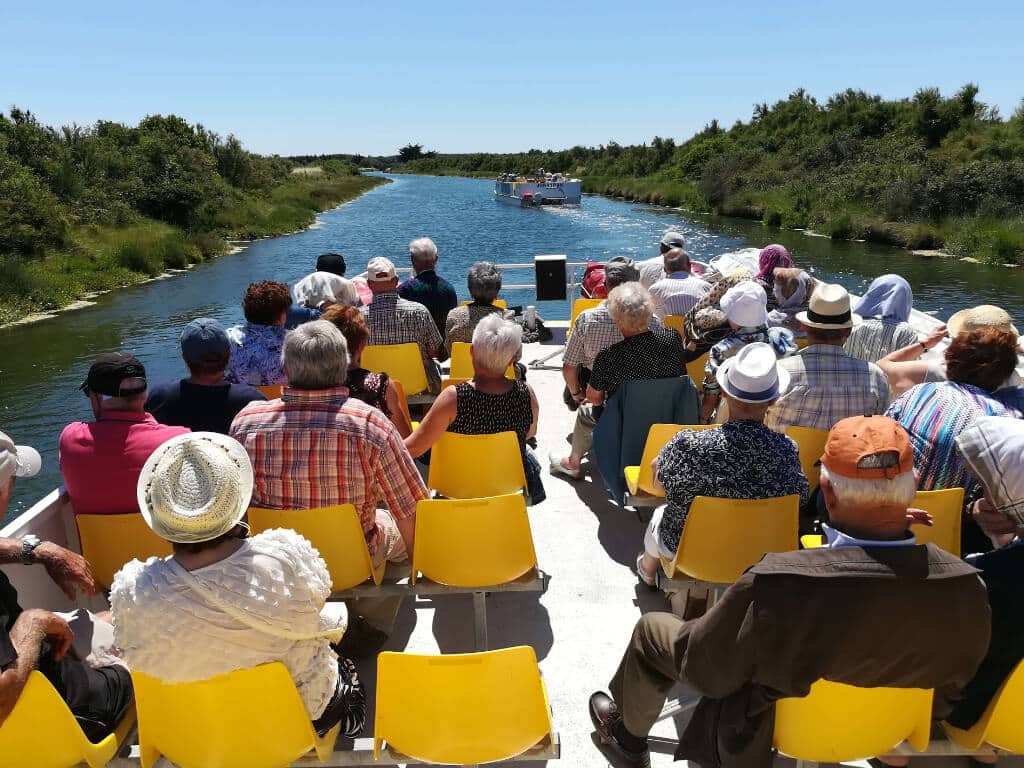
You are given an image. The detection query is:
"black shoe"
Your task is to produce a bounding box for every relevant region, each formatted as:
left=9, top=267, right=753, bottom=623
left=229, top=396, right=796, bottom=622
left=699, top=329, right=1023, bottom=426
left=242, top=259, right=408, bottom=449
left=335, top=615, right=389, bottom=659
left=589, top=692, right=651, bottom=768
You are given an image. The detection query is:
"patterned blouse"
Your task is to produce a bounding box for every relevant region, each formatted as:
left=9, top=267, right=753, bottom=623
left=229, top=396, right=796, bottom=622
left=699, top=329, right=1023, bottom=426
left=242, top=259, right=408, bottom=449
left=589, top=327, right=687, bottom=397
left=224, top=323, right=287, bottom=386
left=702, top=326, right=796, bottom=393
left=656, top=420, right=810, bottom=553
left=344, top=368, right=391, bottom=416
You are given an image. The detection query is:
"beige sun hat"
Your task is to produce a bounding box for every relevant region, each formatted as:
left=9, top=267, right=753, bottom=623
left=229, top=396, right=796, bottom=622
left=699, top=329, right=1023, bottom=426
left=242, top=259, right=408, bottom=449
left=137, top=432, right=254, bottom=544
left=795, top=283, right=861, bottom=330
left=947, top=305, right=1019, bottom=338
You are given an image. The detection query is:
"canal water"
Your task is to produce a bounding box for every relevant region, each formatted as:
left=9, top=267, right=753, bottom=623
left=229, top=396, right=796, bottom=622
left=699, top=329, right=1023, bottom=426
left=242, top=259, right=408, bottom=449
left=2, top=173, right=1022, bottom=518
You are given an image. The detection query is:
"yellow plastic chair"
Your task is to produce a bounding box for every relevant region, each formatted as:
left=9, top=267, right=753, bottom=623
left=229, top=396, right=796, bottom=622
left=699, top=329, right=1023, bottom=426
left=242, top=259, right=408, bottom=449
left=569, top=297, right=603, bottom=332
left=362, top=343, right=429, bottom=395
left=389, top=378, right=417, bottom=429
left=664, top=314, right=686, bottom=335
left=449, top=342, right=515, bottom=380
left=133, top=663, right=340, bottom=768
left=624, top=424, right=719, bottom=498
left=256, top=384, right=283, bottom=399
left=76, top=513, right=174, bottom=589
left=0, top=671, right=136, bottom=768
left=460, top=298, right=507, bottom=309
left=374, top=647, right=556, bottom=765
left=943, top=658, right=1024, bottom=753
left=685, top=352, right=710, bottom=388
left=427, top=431, right=527, bottom=499
left=774, top=679, right=932, bottom=763
left=661, top=495, right=799, bottom=584
left=248, top=504, right=384, bottom=591
left=786, top=426, right=829, bottom=493
left=442, top=377, right=468, bottom=390
left=795, top=336, right=809, bottom=349
left=911, top=487, right=964, bottom=556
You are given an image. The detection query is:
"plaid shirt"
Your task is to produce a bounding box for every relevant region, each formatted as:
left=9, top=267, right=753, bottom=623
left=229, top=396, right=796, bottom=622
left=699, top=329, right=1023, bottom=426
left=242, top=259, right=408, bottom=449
left=564, top=304, right=663, bottom=369
left=229, top=387, right=427, bottom=554
left=360, top=291, right=444, bottom=390
left=765, top=344, right=890, bottom=433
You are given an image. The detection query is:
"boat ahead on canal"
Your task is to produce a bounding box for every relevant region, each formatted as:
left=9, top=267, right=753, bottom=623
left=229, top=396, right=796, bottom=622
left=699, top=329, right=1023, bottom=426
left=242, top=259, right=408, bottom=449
left=494, top=171, right=582, bottom=207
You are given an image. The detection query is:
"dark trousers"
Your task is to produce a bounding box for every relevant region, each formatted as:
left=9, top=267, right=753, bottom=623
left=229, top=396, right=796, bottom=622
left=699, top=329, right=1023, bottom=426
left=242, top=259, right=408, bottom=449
left=39, top=647, right=133, bottom=742
left=609, top=612, right=686, bottom=737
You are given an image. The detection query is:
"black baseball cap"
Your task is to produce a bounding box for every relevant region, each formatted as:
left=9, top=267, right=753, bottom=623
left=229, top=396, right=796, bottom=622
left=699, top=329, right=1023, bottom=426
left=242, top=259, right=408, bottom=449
left=316, top=252, right=347, bottom=276
left=80, top=352, right=147, bottom=397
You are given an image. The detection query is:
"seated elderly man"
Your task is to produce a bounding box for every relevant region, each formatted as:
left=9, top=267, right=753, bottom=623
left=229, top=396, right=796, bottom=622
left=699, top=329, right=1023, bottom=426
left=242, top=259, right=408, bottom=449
left=552, top=283, right=685, bottom=480
left=637, top=231, right=686, bottom=289
left=225, top=280, right=293, bottom=386
left=589, top=416, right=991, bottom=768
left=399, top=237, right=458, bottom=336
left=444, top=261, right=505, bottom=355
left=1, top=431, right=133, bottom=740
left=360, top=257, right=444, bottom=393
left=648, top=247, right=709, bottom=320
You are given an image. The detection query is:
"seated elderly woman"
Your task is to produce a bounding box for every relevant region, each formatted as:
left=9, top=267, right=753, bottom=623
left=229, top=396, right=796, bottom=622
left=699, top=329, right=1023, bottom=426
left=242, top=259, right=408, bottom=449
left=225, top=280, right=292, bottom=386
left=754, top=244, right=793, bottom=311
left=405, top=314, right=545, bottom=503
left=767, top=266, right=819, bottom=334
left=845, top=274, right=919, bottom=362
left=444, top=261, right=505, bottom=354
left=321, top=305, right=413, bottom=438
left=638, top=343, right=809, bottom=585
left=111, top=432, right=365, bottom=737
left=551, top=283, right=687, bottom=480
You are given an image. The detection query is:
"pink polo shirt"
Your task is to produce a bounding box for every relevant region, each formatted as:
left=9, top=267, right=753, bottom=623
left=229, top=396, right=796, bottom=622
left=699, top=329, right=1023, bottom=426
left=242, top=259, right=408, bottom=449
left=59, top=411, right=189, bottom=515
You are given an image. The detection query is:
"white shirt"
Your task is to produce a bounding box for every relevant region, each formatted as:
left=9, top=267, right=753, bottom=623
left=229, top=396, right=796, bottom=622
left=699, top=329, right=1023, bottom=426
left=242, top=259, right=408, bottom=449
left=637, top=255, right=666, bottom=289
left=823, top=523, right=916, bottom=548
left=649, top=271, right=711, bottom=319
left=111, top=528, right=346, bottom=719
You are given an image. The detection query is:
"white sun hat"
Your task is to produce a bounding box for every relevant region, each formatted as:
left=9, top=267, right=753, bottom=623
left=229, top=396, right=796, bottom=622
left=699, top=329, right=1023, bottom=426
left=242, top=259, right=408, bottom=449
left=796, top=282, right=861, bottom=330
left=721, top=280, right=768, bottom=328
left=137, top=432, right=254, bottom=544
left=716, top=342, right=790, bottom=403
left=0, top=430, right=42, bottom=485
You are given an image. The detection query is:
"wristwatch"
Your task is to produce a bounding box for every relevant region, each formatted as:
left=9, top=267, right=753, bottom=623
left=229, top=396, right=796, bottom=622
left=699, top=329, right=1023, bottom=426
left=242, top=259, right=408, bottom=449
left=21, top=534, right=42, bottom=565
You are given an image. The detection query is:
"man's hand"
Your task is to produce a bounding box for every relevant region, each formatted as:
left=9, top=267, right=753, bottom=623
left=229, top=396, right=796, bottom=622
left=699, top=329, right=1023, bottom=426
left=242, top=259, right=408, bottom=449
left=33, top=543, right=96, bottom=600
left=571, top=389, right=587, bottom=404
left=905, top=508, right=934, bottom=528
left=972, top=497, right=1017, bottom=543
left=11, top=609, right=73, bottom=661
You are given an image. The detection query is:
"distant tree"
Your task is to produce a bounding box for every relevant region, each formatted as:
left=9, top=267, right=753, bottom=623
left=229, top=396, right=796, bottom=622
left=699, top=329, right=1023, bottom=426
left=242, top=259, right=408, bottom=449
left=398, top=143, right=424, bottom=162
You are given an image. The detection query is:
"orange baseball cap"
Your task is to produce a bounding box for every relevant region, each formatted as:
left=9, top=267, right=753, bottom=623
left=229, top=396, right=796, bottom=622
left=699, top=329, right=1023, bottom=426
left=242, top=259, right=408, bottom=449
left=820, top=416, right=914, bottom=480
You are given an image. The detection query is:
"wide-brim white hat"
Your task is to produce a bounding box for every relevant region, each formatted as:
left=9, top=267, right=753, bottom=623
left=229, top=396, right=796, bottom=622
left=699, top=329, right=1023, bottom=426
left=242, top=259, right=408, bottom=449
left=795, top=282, right=862, bottom=330
left=137, top=432, right=254, bottom=544
left=0, top=430, right=42, bottom=485
left=716, top=342, right=790, bottom=403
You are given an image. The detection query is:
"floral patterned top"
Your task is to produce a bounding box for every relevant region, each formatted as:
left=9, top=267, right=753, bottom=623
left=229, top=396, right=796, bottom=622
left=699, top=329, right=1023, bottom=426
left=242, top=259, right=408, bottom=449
left=224, top=323, right=287, bottom=386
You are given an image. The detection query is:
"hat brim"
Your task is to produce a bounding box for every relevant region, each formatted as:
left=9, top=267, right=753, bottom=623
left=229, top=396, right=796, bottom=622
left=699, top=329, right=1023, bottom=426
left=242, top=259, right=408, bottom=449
left=947, top=309, right=1019, bottom=339
left=137, top=432, right=254, bottom=544
left=795, top=311, right=862, bottom=330
left=716, top=357, right=791, bottom=404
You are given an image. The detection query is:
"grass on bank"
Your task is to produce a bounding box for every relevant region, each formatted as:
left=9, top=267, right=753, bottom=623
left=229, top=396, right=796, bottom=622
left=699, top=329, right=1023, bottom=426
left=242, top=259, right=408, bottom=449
left=0, top=175, right=387, bottom=326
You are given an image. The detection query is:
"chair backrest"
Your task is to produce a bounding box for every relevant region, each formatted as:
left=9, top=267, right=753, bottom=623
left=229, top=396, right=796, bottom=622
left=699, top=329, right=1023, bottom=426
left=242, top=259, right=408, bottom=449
left=460, top=299, right=507, bottom=309
left=255, top=384, right=282, bottom=400
left=412, top=494, right=538, bottom=587
left=427, top=431, right=527, bottom=499
left=362, top=343, right=429, bottom=395
left=0, top=671, right=131, bottom=768
left=785, top=426, right=830, bottom=493
left=944, top=658, right=1024, bottom=752
left=374, top=646, right=554, bottom=765
left=76, top=513, right=174, bottom=589
left=664, top=315, right=686, bottom=335
left=910, top=488, right=964, bottom=556
left=449, top=342, right=515, bottom=380
left=133, top=663, right=329, bottom=768
left=774, top=679, right=932, bottom=762
left=667, top=495, right=799, bottom=583
left=684, top=352, right=709, bottom=388
left=247, top=505, right=384, bottom=590
left=569, top=298, right=603, bottom=330
left=634, top=424, right=719, bottom=495
left=390, top=379, right=413, bottom=425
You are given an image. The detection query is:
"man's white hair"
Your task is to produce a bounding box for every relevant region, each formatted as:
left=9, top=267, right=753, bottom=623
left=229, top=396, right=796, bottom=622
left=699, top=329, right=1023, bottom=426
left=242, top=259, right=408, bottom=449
left=820, top=462, right=917, bottom=508
left=409, top=237, right=438, bottom=267
left=607, top=283, right=654, bottom=333
left=471, top=314, right=522, bottom=374
left=282, top=320, right=348, bottom=390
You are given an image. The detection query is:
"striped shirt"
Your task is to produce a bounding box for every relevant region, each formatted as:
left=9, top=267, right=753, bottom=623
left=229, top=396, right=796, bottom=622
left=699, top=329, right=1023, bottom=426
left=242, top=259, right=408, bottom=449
left=229, top=387, right=427, bottom=554
left=845, top=318, right=920, bottom=363
left=360, top=291, right=443, bottom=391
left=649, top=272, right=710, bottom=319
left=564, top=304, right=663, bottom=369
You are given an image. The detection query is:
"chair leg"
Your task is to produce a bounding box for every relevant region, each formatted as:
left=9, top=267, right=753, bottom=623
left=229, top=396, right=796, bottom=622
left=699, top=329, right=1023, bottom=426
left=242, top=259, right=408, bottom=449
left=473, top=591, right=488, bottom=650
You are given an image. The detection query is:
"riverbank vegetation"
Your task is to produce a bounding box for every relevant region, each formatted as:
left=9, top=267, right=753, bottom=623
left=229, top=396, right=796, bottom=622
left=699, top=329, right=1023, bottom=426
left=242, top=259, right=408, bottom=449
left=0, top=109, right=385, bottom=324
left=392, top=86, right=1024, bottom=265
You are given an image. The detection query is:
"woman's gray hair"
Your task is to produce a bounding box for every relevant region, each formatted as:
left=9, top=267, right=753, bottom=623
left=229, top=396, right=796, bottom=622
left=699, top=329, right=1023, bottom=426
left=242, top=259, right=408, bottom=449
left=409, top=237, right=438, bottom=268
left=467, top=261, right=502, bottom=303
left=471, top=314, right=522, bottom=374
left=607, top=283, right=654, bottom=333
left=282, top=320, right=348, bottom=390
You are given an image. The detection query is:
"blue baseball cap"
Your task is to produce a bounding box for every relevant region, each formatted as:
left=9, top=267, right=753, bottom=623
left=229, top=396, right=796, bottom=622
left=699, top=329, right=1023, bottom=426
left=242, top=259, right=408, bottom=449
left=180, top=318, right=230, bottom=366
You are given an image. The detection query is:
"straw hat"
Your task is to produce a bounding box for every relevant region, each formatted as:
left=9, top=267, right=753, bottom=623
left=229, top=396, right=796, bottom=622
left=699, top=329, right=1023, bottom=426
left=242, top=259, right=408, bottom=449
left=795, top=283, right=861, bottom=330
left=716, top=342, right=790, bottom=403
left=137, top=433, right=254, bottom=544
left=947, top=305, right=1019, bottom=338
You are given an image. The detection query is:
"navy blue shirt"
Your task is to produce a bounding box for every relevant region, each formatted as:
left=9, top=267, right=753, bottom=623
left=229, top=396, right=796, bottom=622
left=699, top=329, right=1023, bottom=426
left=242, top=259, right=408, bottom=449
left=146, top=380, right=266, bottom=434
left=397, top=270, right=458, bottom=335
left=285, top=304, right=321, bottom=329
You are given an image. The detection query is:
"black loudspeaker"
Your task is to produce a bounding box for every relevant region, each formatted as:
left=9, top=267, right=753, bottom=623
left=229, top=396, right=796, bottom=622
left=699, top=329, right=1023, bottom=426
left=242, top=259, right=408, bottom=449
left=535, top=254, right=567, bottom=301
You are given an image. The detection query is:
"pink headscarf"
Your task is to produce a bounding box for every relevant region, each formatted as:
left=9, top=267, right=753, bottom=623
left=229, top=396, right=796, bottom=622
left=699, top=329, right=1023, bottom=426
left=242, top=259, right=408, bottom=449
left=756, top=244, right=793, bottom=281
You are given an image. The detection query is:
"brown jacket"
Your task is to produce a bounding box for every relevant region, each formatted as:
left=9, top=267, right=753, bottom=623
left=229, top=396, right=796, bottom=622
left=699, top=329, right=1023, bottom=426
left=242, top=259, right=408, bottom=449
left=676, top=545, right=990, bottom=768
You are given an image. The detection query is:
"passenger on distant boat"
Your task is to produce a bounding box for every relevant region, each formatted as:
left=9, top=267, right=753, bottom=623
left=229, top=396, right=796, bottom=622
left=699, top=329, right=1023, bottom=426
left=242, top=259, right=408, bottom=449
left=845, top=274, right=920, bottom=363
left=648, top=247, right=710, bottom=320
left=224, top=280, right=291, bottom=387
left=146, top=318, right=266, bottom=434
left=398, top=237, right=458, bottom=338
left=0, top=432, right=133, bottom=740
left=589, top=415, right=990, bottom=768
left=637, top=230, right=686, bottom=289
left=444, top=261, right=505, bottom=355
left=754, top=243, right=793, bottom=311
left=765, top=284, right=889, bottom=433
left=361, top=257, right=444, bottom=393
left=60, top=353, right=189, bottom=516
left=110, top=432, right=366, bottom=737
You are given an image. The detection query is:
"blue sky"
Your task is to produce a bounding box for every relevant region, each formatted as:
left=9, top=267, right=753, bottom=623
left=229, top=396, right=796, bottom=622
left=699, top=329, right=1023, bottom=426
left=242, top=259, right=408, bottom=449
left=2, top=0, right=1022, bottom=157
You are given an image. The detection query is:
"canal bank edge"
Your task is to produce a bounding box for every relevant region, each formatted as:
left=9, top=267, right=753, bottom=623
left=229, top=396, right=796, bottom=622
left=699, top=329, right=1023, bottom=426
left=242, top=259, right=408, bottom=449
left=0, top=176, right=389, bottom=329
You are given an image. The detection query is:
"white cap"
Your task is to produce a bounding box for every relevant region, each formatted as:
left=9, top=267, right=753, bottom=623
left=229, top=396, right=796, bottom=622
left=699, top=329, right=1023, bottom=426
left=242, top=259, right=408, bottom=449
left=366, top=257, right=398, bottom=282
left=716, top=342, right=790, bottom=403
left=0, top=431, right=42, bottom=485
left=721, top=280, right=768, bottom=328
